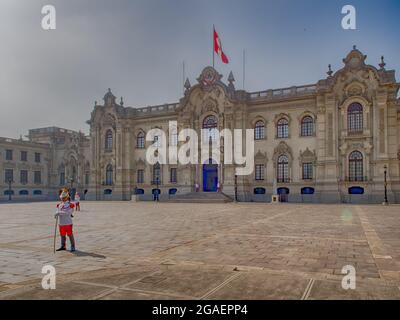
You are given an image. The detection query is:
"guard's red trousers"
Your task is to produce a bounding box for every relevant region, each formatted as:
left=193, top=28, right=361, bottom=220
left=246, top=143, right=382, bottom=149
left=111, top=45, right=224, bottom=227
left=59, top=224, right=73, bottom=237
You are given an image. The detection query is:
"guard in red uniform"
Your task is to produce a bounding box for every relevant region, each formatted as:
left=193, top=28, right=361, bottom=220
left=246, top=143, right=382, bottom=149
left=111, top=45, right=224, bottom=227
left=55, top=189, right=76, bottom=252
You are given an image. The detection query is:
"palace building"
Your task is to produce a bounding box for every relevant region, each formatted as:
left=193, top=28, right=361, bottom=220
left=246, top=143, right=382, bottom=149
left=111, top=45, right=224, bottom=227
left=1, top=47, right=400, bottom=203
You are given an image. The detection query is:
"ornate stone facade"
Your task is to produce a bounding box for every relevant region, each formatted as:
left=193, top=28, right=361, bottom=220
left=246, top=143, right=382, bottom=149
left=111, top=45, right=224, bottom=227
left=1, top=48, right=399, bottom=203
left=0, top=127, right=90, bottom=201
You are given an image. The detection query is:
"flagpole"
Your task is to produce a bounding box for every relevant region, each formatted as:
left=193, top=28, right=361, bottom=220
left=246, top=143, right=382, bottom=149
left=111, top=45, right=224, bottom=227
left=212, top=24, right=215, bottom=68
left=182, top=60, right=185, bottom=95
left=243, top=49, right=246, bottom=90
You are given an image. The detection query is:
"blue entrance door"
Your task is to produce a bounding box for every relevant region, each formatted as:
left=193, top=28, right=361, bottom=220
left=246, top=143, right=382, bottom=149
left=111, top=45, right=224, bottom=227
left=277, top=187, right=289, bottom=202
left=203, top=161, right=218, bottom=192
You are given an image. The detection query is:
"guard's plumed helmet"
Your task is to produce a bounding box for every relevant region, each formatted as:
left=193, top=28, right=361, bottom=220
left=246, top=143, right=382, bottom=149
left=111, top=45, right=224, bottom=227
left=59, top=188, right=70, bottom=201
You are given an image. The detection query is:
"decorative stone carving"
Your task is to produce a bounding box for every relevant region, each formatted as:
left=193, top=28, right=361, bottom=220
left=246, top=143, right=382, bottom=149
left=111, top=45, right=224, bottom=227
left=197, top=66, right=223, bottom=91
left=255, top=150, right=268, bottom=162
left=299, top=148, right=316, bottom=163
left=272, top=141, right=293, bottom=162
left=103, top=88, right=116, bottom=106
left=201, top=98, right=219, bottom=115
left=342, top=46, right=367, bottom=71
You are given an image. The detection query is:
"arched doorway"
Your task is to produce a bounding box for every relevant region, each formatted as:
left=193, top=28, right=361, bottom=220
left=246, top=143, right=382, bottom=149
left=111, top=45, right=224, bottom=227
left=277, top=187, right=290, bottom=203
left=203, top=159, right=218, bottom=192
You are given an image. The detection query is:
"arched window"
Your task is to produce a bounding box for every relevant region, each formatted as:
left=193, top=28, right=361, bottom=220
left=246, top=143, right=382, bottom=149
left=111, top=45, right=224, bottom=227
left=277, top=155, right=289, bottom=183
left=105, top=130, right=113, bottom=150
left=349, top=151, right=363, bottom=181
left=105, top=164, right=113, bottom=185
left=202, top=115, right=218, bottom=142
left=152, top=163, right=161, bottom=184
left=348, top=103, right=363, bottom=134
left=301, top=116, right=314, bottom=137
left=277, top=118, right=289, bottom=138
left=254, top=121, right=265, bottom=140
left=137, top=131, right=145, bottom=149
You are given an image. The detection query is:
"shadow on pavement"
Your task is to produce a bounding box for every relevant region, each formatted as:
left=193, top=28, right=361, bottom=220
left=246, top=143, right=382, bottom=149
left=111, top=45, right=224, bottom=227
left=72, top=250, right=106, bottom=259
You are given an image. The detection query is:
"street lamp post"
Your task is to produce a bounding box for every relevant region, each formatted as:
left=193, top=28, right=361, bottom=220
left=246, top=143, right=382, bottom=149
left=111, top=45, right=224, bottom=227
left=234, top=174, right=238, bottom=202
left=69, top=177, right=75, bottom=199
left=7, top=178, right=12, bottom=201
left=383, top=165, right=388, bottom=205
left=156, top=177, right=160, bottom=202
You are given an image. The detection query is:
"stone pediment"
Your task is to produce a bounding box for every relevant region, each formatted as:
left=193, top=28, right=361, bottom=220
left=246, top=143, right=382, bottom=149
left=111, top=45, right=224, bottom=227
left=342, top=46, right=367, bottom=71
left=254, top=150, right=268, bottom=161
left=273, top=141, right=293, bottom=161
left=299, top=148, right=316, bottom=162
left=135, top=158, right=146, bottom=168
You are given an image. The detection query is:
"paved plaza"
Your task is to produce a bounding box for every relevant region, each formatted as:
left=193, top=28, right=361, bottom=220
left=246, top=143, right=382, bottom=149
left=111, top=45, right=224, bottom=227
left=0, top=201, right=399, bottom=300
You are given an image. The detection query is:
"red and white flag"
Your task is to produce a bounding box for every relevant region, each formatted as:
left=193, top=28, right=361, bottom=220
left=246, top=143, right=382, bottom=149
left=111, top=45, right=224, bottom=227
left=213, top=27, right=229, bottom=64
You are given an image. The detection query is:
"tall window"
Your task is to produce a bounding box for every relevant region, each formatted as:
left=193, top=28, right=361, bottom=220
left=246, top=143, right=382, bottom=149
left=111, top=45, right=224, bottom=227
left=59, top=164, right=65, bottom=185
left=34, top=153, right=41, bottom=163
left=137, top=132, right=145, bottom=149
left=71, top=166, right=77, bottom=181
left=5, top=150, right=13, bottom=161
left=202, top=115, right=218, bottom=142
left=137, top=169, right=144, bottom=183
left=277, top=155, right=289, bottom=183
left=153, top=135, right=161, bottom=148
left=34, top=171, right=41, bottom=184
left=348, top=103, right=363, bottom=134
left=85, top=173, right=90, bottom=185
left=277, top=118, right=289, bottom=138
left=152, top=163, right=161, bottom=184
left=5, top=169, right=13, bottom=182
left=20, top=151, right=27, bottom=162
left=302, top=163, right=313, bottom=180
left=20, top=170, right=28, bottom=184
left=105, top=130, right=113, bottom=150
left=349, top=151, right=363, bottom=181
left=105, top=164, right=113, bottom=185
left=170, top=168, right=177, bottom=183
left=255, top=164, right=265, bottom=180
left=60, top=172, right=65, bottom=185
left=170, top=127, right=178, bottom=146
left=254, top=121, right=265, bottom=140
left=301, top=116, right=314, bottom=137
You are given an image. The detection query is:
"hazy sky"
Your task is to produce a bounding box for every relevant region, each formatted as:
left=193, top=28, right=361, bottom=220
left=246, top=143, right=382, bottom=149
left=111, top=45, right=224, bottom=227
left=0, top=0, right=399, bottom=138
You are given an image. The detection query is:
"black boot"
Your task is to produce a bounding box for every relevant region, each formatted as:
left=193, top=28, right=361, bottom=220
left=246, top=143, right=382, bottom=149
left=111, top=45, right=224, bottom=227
left=56, top=236, right=66, bottom=251
left=69, top=234, right=76, bottom=252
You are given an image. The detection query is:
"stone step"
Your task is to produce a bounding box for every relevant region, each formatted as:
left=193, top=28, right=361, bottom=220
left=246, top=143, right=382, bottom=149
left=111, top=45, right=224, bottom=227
left=166, top=192, right=233, bottom=203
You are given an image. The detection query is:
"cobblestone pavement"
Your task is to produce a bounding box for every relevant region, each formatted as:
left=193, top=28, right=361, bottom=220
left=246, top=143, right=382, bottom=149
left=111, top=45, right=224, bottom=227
left=0, top=201, right=399, bottom=300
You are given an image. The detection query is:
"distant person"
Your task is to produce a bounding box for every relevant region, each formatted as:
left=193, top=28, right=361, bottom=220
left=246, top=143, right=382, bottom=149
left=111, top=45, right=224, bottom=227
left=195, top=182, right=199, bottom=192
left=153, top=189, right=160, bottom=202
left=217, top=182, right=221, bottom=192
left=74, top=193, right=81, bottom=211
